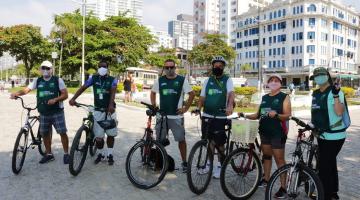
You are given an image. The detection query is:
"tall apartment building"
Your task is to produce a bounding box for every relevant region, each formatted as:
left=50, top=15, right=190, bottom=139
left=234, top=0, right=360, bottom=86
left=193, top=0, right=220, bottom=45
left=85, top=0, right=143, bottom=22
left=146, top=25, right=173, bottom=52
left=168, top=14, right=194, bottom=50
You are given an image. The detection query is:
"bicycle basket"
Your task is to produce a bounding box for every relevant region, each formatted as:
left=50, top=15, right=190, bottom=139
left=231, top=119, right=259, bottom=143
left=97, top=114, right=117, bottom=130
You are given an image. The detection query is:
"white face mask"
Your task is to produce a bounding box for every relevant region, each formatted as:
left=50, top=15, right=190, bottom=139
left=41, top=69, right=52, bottom=78
left=268, top=81, right=281, bottom=91
left=98, top=67, right=108, bottom=76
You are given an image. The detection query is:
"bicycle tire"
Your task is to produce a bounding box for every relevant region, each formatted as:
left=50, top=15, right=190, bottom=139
left=125, top=140, right=168, bottom=189
left=12, top=129, right=29, bottom=174
left=36, top=130, right=46, bottom=156
left=305, top=147, right=319, bottom=195
left=265, top=163, right=324, bottom=200
left=220, top=148, right=262, bottom=200
left=186, top=140, right=213, bottom=195
left=69, top=125, right=89, bottom=176
left=88, top=129, right=97, bottom=157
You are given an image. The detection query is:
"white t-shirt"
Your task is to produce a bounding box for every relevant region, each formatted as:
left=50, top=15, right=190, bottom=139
left=200, top=77, right=234, bottom=118
left=27, top=77, right=67, bottom=108
left=152, top=76, right=192, bottom=119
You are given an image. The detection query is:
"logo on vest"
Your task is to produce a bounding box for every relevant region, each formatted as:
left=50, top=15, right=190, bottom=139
left=208, top=89, right=222, bottom=95
left=173, top=81, right=179, bottom=87
left=49, top=82, right=55, bottom=88
left=272, top=99, right=279, bottom=105
left=161, top=83, right=167, bottom=86
left=162, top=89, right=177, bottom=96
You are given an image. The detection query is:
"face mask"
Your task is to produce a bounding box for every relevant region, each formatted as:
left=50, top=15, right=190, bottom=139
left=98, top=67, right=108, bottom=76
left=165, top=68, right=176, bottom=77
left=268, top=82, right=281, bottom=91
left=41, top=69, right=52, bottom=78
left=212, top=67, right=224, bottom=76
left=314, top=75, right=328, bottom=85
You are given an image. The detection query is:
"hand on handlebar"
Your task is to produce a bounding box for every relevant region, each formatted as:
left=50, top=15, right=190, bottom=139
left=69, top=99, right=76, bottom=106
left=268, top=111, right=278, bottom=118
left=225, top=106, right=233, bottom=116
left=10, top=93, right=19, bottom=100
left=238, top=112, right=245, bottom=118
left=191, top=108, right=201, bottom=115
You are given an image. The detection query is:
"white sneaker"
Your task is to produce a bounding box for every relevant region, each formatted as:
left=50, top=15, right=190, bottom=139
left=197, top=163, right=210, bottom=175
left=213, top=166, right=221, bottom=179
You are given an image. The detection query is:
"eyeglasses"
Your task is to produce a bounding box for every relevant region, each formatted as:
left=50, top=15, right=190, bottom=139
left=41, top=66, right=51, bottom=71
left=164, top=66, right=175, bottom=70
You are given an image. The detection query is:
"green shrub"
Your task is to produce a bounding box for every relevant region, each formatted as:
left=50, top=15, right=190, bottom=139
left=136, top=83, right=143, bottom=92
left=341, top=87, right=355, bottom=98
left=117, top=83, right=124, bottom=93
left=64, top=80, right=80, bottom=88
left=234, top=86, right=258, bottom=95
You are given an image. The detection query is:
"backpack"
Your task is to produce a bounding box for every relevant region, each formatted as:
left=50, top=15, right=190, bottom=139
left=150, top=148, right=175, bottom=172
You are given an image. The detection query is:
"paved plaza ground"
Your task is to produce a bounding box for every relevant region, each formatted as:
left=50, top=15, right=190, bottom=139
left=0, top=92, right=359, bottom=200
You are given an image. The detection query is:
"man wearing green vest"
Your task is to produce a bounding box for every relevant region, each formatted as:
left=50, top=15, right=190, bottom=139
left=11, top=60, right=70, bottom=164
left=197, top=56, right=235, bottom=179
left=150, top=59, right=195, bottom=173
left=69, top=61, right=118, bottom=165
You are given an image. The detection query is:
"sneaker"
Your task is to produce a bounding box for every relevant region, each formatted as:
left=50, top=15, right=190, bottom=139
left=181, top=161, right=188, bottom=173
left=107, top=154, right=114, bottom=165
left=274, top=187, right=287, bottom=199
left=39, top=154, right=55, bottom=164
left=197, top=163, right=210, bottom=175
left=332, top=193, right=340, bottom=200
left=63, top=154, right=70, bottom=164
left=213, top=166, right=221, bottom=179
left=258, top=179, right=268, bottom=188
left=94, top=154, right=105, bottom=164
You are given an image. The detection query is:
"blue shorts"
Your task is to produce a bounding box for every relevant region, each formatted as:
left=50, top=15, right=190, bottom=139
left=39, top=110, right=67, bottom=136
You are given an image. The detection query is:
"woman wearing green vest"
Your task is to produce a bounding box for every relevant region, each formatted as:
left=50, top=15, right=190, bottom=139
left=310, top=67, right=348, bottom=200
left=70, top=61, right=118, bottom=165
left=197, top=56, right=235, bottom=179
left=11, top=61, right=70, bottom=164
left=240, top=74, right=291, bottom=198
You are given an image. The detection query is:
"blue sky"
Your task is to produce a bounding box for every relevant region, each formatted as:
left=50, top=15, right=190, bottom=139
left=0, top=0, right=357, bottom=36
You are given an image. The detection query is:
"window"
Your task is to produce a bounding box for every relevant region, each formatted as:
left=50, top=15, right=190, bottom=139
left=278, top=10, right=281, bottom=17
left=300, top=5, right=303, bottom=13
left=309, top=59, right=315, bottom=65
left=307, top=45, right=315, bottom=53
left=273, top=36, right=277, bottom=43
left=282, top=47, right=285, bottom=55
left=282, top=9, right=286, bottom=16
left=273, top=24, right=277, bottom=31
left=309, top=18, right=316, bottom=26
left=269, top=49, right=272, bottom=56
left=263, top=38, right=266, bottom=45
left=282, top=60, right=285, bottom=67
left=277, top=48, right=281, bottom=55
left=269, top=61, right=272, bottom=68
left=269, top=37, right=272, bottom=44
left=300, top=19, right=303, bottom=26
left=253, top=39, right=259, bottom=46
left=291, top=46, right=295, bottom=54
left=308, top=32, right=315, bottom=39
left=274, top=11, right=277, bottom=18
left=270, top=12, right=272, bottom=19
left=299, top=59, right=302, bottom=66
left=293, top=20, right=295, bottom=27
left=308, top=4, right=316, bottom=12
left=273, top=48, right=276, bottom=55
left=333, top=21, right=341, bottom=30
left=267, top=24, right=272, bottom=32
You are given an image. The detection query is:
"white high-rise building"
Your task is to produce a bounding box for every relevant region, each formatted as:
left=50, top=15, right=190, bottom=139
left=146, top=25, right=173, bottom=52
left=193, top=0, right=220, bottom=45
left=85, top=0, right=143, bottom=22
left=219, top=0, right=272, bottom=45
left=234, top=0, right=360, bottom=87
left=168, top=14, right=194, bottom=50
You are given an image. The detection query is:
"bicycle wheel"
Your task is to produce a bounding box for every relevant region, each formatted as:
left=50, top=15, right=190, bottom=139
left=265, top=163, right=324, bottom=200
left=88, top=131, right=97, bottom=157
left=220, top=148, right=262, bottom=200
left=36, top=131, right=46, bottom=156
left=126, top=140, right=168, bottom=189
left=12, top=129, right=29, bottom=174
left=69, top=125, right=89, bottom=176
left=305, top=147, right=319, bottom=195
left=187, top=140, right=213, bottom=195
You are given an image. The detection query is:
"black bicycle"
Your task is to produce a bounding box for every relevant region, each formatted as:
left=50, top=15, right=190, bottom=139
left=187, top=109, right=245, bottom=195
left=68, top=102, right=97, bottom=176
left=12, top=96, right=46, bottom=174
left=125, top=102, right=168, bottom=189
left=220, top=115, right=263, bottom=200
left=265, top=117, right=324, bottom=200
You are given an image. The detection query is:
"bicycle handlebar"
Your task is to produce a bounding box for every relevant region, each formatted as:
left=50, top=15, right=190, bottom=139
left=74, top=102, right=93, bottom=108
left=15, top=96, right=37, bottom=111
left=290, top=116, right=316, bottom=131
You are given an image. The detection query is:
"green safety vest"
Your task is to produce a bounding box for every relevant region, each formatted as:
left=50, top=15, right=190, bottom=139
left=158, top=75, right=185, bottom=116
left=36, top=76, right=62, bottom=115
left=92, top=75, right=115, bottom=110
left=203, top=75, right=229, bottom=117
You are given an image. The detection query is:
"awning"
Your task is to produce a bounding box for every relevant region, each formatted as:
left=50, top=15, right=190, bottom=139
left=336, top=74, right=360, bottom=79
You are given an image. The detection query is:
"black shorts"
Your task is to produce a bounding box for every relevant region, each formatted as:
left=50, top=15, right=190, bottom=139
left=260, top=134, right=286, bottom=149
left=201, top=117, right=228, bottom=145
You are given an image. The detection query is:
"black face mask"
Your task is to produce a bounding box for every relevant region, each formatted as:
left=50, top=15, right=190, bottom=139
left=212, top=67, right=224, bottom=76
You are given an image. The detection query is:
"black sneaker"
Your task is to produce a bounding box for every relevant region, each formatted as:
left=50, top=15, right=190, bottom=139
left=39, top=154, right=55, bottom=164
left=274, top=187, right=287, bottom=199
left=181, top=161, right=188, bottom=173
left=63, top=154, right=70, bottom=164
left=258, top=179, right=268, bottom=188
left=332, top=193, right=340, bottom=200
left=94, top=154, right=105, bottom=164
left=107, top=154, right=114, bottom=165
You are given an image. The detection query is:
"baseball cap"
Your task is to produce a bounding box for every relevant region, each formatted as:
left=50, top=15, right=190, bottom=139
left=40, top=60, right=53, bottom=68
left=310, top=67, right=328, bottom=80
left=267, top=74, right=282, bottom=83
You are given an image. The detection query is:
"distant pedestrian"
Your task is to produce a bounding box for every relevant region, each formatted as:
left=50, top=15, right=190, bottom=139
left=124, top=73, right=133, bottom=103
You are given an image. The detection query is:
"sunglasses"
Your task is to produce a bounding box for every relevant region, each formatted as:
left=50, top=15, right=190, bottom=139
left=164, top=66, right=175, bottom=70
left=41, top=66, right=51, bottom=71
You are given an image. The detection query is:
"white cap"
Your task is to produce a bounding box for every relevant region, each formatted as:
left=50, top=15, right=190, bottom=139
left=267, top=74, right=282, bottom=83
left=40, top=60, right=53, bottom=68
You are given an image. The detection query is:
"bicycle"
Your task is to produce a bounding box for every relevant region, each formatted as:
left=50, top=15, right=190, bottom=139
left=186, top=109, right=244, bottom=195
left=125, top=101, right=168, bottom=189
left=68, top=102, right=98, bottom=176
left=265, top=116, right=324, bottom=200
left=220, top=115, right=263, bottom=200
left=12, top=96, right=46, bottom=174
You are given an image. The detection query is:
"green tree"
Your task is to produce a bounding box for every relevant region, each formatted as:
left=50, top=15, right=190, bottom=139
left=188, top=34, right=235, bottom=67
left=144, top=47, right=179, bottom=68
left=241, top=63, right=252, bottom=72
left=0, top=25, right=51, bottom=84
